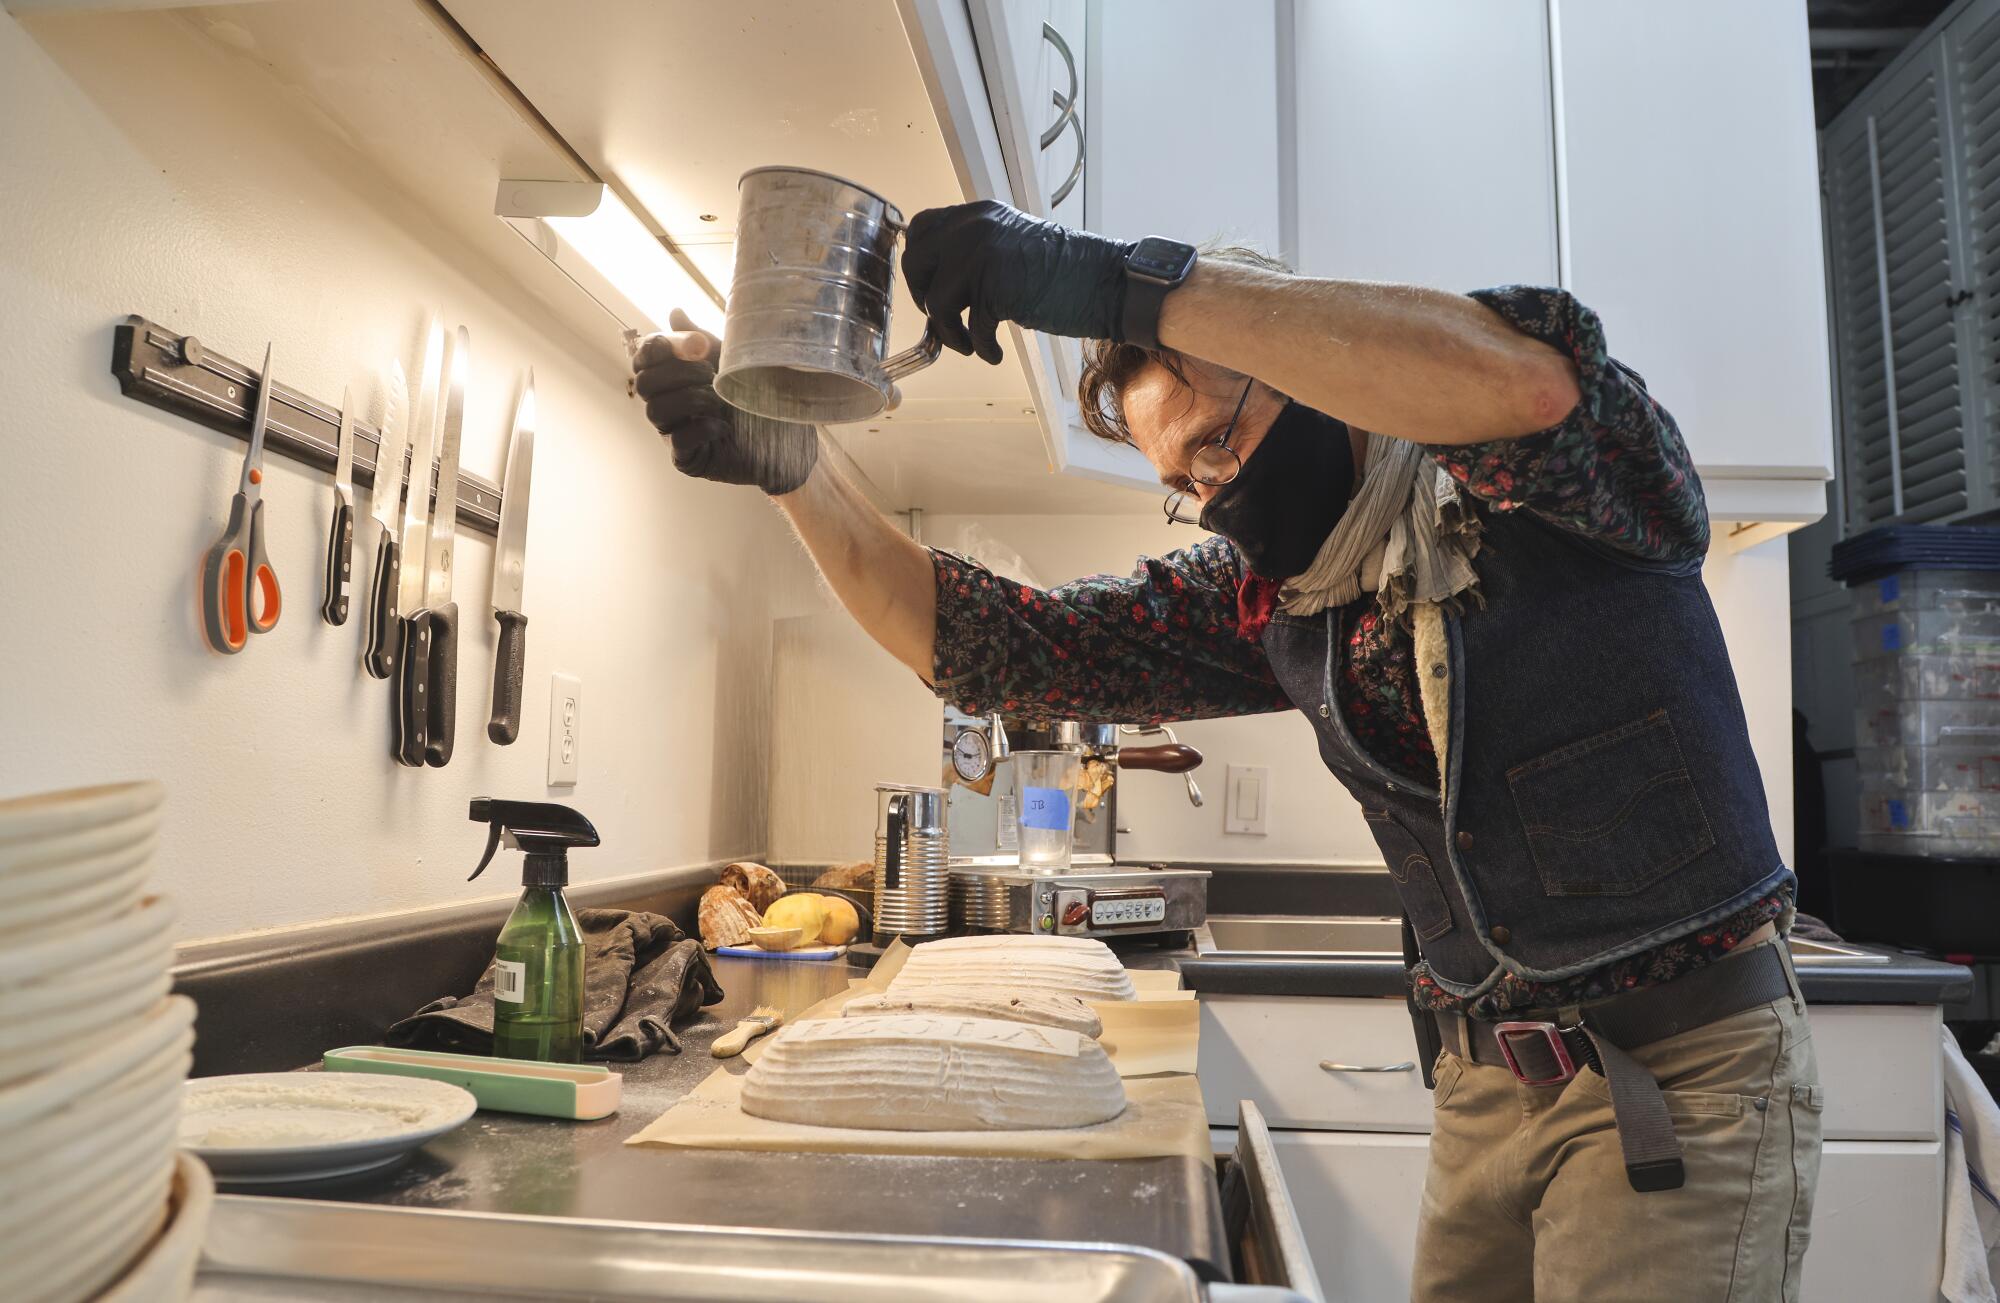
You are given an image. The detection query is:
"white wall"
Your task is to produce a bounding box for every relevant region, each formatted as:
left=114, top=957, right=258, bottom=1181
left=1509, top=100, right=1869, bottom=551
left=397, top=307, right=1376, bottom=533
left=0, top=11, right=815, bottom=941
left=766, top=609, right=940, bottom=866
left=917, top=514, right=1797, bottom=869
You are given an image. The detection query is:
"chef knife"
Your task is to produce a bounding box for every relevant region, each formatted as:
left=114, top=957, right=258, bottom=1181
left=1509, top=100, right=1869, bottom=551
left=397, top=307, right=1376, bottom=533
left=321, top=386, right=357, bottom=626
left=362, top=363, right=410, bottom=678
left=420, top=325, right=469, bottom=768
left=392, top=315, right=445, bottom=767
left=487, top=374, right=535, bottom=745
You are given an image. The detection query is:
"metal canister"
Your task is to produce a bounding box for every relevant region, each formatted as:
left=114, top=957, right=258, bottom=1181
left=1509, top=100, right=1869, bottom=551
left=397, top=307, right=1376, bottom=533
left=871, top=782, right=949, bottom=944
left=716, top=166, right=940, bottom=425
left=950, top=867, right=1013, bottom=932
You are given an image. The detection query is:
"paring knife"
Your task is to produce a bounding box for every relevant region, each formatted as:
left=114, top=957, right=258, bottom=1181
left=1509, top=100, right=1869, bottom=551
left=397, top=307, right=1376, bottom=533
left=362, top=363, right=410, bottom=678
left=418, top=325, right=470, bottom=768
left=392, top=315, right=445, bottom=767
left=321, top=386, right=357, bottom=626
left=487, top=374, right=535, bottom=745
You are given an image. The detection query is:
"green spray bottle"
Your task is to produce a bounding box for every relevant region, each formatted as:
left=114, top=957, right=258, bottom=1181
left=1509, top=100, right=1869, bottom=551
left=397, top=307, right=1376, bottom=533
left=467, top=798, right=596, bottom=1063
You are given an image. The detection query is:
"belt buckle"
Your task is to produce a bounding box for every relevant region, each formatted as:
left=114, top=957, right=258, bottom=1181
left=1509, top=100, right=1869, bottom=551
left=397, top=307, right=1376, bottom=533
left=1492, top=1020, right=1578, bottom=1087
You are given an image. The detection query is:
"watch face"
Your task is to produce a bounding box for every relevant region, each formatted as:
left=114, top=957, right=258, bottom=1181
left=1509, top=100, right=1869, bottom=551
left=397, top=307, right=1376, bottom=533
left=952, top=729, right=993, bottom=783
left=1129, top=237, right=1196, bottom=282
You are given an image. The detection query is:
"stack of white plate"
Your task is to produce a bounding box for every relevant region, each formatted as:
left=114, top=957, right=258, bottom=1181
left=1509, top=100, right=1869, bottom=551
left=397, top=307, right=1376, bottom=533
left=0, top=782, right=205, bottom=1303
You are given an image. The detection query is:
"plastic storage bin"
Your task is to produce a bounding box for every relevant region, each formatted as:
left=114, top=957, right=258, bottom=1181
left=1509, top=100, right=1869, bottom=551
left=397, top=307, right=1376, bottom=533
left=1849, top=568, right=2000, bottom=617
left=1857, top=745, right=2000, bottom=792
left=1859, top=785, right=2000, bottom=855
left=1851, top=608, right=2000, bottom=660
left=1854, top=653, right=2000, bottom=704
left=1854, top=698, right=2000, bottom=747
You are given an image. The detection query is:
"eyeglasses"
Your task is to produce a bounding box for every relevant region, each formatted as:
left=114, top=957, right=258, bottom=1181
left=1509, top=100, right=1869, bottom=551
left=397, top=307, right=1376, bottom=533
left=1163, top=380, right=1254, bottom=526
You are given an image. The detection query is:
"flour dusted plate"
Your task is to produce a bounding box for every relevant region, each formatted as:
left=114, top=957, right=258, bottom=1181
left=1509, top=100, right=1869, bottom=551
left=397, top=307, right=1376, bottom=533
left=180, top=1073, right=476, bottom=1184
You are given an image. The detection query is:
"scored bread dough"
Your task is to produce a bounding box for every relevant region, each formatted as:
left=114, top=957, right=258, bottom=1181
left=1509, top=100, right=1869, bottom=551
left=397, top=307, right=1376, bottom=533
left=889, top=934, right=1136, bottom=1002
left=740, top=1014, right=1126, bottom=1131
left=843, top=986, right=1103, bottom=1037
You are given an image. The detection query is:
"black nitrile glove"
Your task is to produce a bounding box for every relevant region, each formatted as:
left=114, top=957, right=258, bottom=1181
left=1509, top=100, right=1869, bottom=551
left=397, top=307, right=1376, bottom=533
left=901, top=200, right=1137, bottom=363
left=632, top=309, right=819, bottom=495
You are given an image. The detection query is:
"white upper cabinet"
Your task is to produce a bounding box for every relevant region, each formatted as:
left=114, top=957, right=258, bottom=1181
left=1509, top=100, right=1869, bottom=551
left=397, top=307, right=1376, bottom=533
left=902, top=0, right=1835, bottom=517
left=1085, top=0, right=1284, bottom=256
left=1552, top=0, right=1834, bottom=494
left=1292, top=0, right=1559, bottom=290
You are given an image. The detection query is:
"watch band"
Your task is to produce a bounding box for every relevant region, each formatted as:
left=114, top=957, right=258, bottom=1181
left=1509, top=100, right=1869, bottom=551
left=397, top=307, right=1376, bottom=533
left=1121, top=275, right=1172, bottom=350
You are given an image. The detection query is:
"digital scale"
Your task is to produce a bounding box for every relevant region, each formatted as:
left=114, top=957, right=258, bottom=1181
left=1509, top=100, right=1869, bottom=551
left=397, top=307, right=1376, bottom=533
left=949, top=863, right=1211, bottom=942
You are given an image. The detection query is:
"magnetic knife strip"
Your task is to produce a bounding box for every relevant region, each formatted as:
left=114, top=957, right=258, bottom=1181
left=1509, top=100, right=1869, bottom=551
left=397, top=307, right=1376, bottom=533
left=111, top=315, right=503, bottom=537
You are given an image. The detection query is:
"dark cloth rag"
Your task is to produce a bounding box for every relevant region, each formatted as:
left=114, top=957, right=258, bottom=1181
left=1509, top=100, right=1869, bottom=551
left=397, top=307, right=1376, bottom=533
left=385, top=908, right=724, bottom=1060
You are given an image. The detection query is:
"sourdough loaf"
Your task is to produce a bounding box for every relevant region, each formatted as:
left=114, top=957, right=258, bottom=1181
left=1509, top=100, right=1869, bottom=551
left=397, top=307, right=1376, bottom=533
left=740, top=1014, right=1125, bottom=1130
left=888, top=934, right=1136, bottom=1002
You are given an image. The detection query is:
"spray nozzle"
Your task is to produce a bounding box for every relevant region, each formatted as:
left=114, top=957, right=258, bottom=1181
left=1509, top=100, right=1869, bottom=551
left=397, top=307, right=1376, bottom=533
left=467, top=798, right=600, bottom=886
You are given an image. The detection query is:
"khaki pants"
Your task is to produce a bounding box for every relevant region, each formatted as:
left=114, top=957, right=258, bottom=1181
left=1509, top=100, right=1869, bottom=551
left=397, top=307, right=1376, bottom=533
left=1410, top=942, right=1824, bottom=1302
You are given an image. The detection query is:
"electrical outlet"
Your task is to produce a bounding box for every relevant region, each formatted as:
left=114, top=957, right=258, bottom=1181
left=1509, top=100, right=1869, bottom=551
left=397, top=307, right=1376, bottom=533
left=1225, top=764, right=1269, bottom=835
left=547, top=672, right=581, bottom=787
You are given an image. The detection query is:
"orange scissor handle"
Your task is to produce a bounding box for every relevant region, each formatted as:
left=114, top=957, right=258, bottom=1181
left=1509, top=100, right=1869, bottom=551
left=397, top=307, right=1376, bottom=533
left=249, top=563, right=282, bottom=633
left=245, top=498, right=281, bottom=635
left=199, top=494, right=280, bottom=653
left=198, top=546, right=249, bottom=654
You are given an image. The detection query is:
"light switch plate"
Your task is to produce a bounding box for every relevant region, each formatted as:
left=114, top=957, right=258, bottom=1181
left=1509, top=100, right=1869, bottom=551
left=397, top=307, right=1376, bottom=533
left=547, top=672, right=581, bottom=787
left=1225, top=764, right=1268, bottom=835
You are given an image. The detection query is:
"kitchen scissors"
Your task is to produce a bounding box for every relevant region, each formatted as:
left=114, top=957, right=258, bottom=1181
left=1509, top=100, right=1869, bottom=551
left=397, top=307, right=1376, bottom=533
left=199, top=342, right=283, bottom=653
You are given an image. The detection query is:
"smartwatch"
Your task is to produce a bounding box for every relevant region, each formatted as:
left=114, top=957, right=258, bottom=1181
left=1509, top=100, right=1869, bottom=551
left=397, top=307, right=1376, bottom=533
left=1120, top=237, right=1198, bottom=349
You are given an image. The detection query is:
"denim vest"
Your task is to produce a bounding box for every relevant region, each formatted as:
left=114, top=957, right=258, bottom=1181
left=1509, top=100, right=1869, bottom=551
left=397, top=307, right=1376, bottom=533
left=1258, top=508, right=1791, bottom=998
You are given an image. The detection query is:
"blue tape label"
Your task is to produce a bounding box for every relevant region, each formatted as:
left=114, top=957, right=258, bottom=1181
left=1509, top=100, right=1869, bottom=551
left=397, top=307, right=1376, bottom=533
left=1887, top=799, right=1910, bottom=830
left=1882, top=623, right=1902, bottom=652
left=1880, top=575, right=1900, bottom=603
left=1020, top=786, right=1071, bottom=831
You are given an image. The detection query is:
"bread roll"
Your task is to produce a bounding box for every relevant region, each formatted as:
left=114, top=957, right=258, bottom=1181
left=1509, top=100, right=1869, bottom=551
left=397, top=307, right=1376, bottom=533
left=741, top=1014, right=1125, bottom=1130
left=720, top=862, right=787, bottom=913
left=890, top=934, right=1136, bottom=1002
left=843, top=987, right=1102, bottom=1037
left=699, top=884, right=762, bottom=950
left=811, top=861, right=874, bottom=893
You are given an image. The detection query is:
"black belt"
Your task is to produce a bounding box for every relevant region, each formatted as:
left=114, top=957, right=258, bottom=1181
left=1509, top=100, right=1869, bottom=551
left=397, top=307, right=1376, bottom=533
left=1437, top=941, right=1794, bottom=1193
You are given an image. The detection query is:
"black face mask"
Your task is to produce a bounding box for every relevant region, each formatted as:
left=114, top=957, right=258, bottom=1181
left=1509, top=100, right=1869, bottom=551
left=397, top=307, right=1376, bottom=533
left=1201, top=400, right=1355, bottom=580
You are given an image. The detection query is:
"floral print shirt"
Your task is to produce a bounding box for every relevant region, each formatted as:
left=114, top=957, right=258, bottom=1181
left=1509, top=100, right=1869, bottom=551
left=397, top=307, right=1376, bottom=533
left=929, top=285, right=1788, bottom=1018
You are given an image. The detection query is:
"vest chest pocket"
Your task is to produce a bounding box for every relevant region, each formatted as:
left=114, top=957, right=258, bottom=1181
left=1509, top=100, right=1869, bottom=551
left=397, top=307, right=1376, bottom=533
left=1506, top=710, right=1716, bottom=898
left=1362, top=809, right=1455, bottom=941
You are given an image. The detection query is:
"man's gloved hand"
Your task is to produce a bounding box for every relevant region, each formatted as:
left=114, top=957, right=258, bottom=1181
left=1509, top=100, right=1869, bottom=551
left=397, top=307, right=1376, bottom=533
left=631, top=309, right=819, bottom=496
left=901, top=200, right=1137, bottom=364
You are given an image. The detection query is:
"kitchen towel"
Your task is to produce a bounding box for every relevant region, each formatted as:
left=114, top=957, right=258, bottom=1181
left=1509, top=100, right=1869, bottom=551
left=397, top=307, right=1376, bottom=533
left=1944, top=1027, right=2000, bottom=1303
left=385, top=909, right=725, bottom=1061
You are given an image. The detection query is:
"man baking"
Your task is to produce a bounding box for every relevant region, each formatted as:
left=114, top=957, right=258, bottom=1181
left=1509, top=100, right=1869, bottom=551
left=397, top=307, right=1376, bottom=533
left=633, top=200, right=1821, bottom=1302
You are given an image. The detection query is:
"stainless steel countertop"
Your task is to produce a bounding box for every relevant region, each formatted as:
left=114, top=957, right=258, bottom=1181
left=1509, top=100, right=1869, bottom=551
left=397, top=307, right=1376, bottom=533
left=248, top=948, right=1229, bottom=1279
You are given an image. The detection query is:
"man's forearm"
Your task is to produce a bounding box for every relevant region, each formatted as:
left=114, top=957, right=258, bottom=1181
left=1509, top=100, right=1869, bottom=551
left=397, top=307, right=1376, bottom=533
left=773, top=437, right=938, bottom=681
left=1157, top=261, right=1581, bottom=445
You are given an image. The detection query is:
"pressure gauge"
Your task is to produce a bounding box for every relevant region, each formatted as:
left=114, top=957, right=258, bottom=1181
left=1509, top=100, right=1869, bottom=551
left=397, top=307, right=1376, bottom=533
left=951, top=728, right=993, bottom=783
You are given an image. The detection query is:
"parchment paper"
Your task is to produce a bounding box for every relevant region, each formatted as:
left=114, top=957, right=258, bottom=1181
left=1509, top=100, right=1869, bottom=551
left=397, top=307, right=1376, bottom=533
left=625, top=1068, right=1211, bottom=1163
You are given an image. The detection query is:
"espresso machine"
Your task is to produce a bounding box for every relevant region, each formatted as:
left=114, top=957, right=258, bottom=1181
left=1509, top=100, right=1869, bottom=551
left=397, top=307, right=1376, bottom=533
left=940, top=707, right=1211, bottom=942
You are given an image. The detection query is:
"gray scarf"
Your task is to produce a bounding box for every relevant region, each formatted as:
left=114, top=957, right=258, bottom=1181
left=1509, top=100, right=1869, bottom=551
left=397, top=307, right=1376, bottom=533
left=1277, top=433, right=1483, bottom=624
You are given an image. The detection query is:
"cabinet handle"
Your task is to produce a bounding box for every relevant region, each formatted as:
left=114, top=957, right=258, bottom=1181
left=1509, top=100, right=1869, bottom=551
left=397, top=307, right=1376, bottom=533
left=1320, top=1060, right=1416, bottom=1074
left=1040, top=24, right=1085, bottom=209
left=1040, top=23, right=1079, bottom=150
left=1047, top=92, right=1084, bottom=208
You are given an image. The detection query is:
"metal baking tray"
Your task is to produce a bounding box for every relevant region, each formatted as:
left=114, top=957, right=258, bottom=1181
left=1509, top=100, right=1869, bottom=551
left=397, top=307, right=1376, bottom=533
left=192, top=1195, right=1304, bottom=1302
